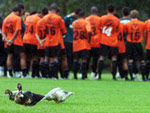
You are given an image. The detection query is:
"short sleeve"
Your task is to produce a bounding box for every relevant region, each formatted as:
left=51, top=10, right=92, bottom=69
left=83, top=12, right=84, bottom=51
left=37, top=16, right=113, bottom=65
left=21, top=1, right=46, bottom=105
left=16, top=17, right=22, bottom=31
left=59, top=17, right=67, bottom=35
left=86, top=21, right=91, bottom=33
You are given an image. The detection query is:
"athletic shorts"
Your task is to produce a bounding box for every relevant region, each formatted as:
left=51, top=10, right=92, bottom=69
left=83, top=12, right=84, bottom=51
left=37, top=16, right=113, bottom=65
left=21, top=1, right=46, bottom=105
left=45, top=44, right=61, bottom=57
left=59, top=49, right=66, bottom=56
left=126, top=42, right=144, bottom=61
left=38, top=49, right=45, bottom=58
left=146, top=50, right=150, bottom=61
left=117, top=53, right=127, bottom=61
left=99, top=44, right=118, bottom=57
left=24, top=44, right=37, bottom=56
left=90, top=48, right=99, bottom=57
left=7, top=44, right=25, bottom=55
left=73, top=49, right=90, bottom=59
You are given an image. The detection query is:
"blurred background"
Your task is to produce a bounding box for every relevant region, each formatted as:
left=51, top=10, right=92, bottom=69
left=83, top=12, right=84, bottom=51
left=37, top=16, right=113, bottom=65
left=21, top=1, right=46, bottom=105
left=0, top=0, right=150, bottom=20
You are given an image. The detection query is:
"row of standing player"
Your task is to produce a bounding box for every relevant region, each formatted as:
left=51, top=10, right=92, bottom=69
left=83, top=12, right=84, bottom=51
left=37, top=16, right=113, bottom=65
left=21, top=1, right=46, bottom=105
left=1, top=4, right=150, bottom=81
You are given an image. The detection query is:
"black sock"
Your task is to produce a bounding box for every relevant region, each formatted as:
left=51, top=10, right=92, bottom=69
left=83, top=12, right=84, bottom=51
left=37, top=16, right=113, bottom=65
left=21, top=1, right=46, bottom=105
left=92, top=56, right=98, bottom=74
left=32, top=60, right=39, bottom=78
left=140, top=63, right=146, bottom=81
left=49, top=61, right=59, bottom=79
left=145, top=62, right=150, bottom=79
left=81, top=62, right=88, bottom=79
left=73, top=61, right=79, bottom=79
left=49, top=63, right=54, bottom=78
left=112, top=60, right=117, bottom=80
left=22, top=68, right=28, bottom=77
left=128, top=62, right=134, bottom=80
left=98, top=60, right=104, bottom=80
left=44, top=60, right=49, bottom=78
left=123, top=70, right=129, bottom=80
left=117, top=60, right=124, bottom=78
left=63, top=69, right=69, bottom=79
left=39, top=62, right=46, bottom=78
left=26, top=61, right=30, bottom=74
left=8, top=68, right=13, bottom=77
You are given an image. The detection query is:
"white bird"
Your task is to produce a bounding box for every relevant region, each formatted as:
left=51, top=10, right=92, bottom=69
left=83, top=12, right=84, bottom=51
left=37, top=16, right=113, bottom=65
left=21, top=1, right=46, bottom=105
left=41, top=88, right=73, bottom=103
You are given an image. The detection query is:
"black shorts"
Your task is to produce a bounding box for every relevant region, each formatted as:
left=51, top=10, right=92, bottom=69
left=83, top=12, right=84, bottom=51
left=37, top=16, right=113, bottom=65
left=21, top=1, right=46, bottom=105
left=126, top=42, right=144, bottom=61
left=99, top=44, right=118, bottom=57
left=7, top=44, right=25, bottom=55
left=146, top=50, right=150, bottom=61
left=24, top=44, right=37, bottom=56
left=38, top=49, right=45, bottom=57
left=73, top=49, right=90, bottom=59
left=60, top=49, right=66, bottom=56
left=45, top=45, right=61, bottom=57
left=117, top=53, right=127, bottom=61
left=90, top=48, right=99, bottom=57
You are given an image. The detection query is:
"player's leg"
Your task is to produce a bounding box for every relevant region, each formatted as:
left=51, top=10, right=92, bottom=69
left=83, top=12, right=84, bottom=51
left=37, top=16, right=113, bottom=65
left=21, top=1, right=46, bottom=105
left=6, top=45, right=14, bottom=78
left=122, top=58, right=129, bottom=80
left=98, top=44, right=107, bottom=80
left=7, top=53, right=13, bottom=78
left=31, top=45, right=39, bottom=78
left=145, top=50, right=150, bottom=80
left=81, top=50, right=89, bottom=80
left=72, top=51, right=80, bottom=80
left=111, top=55, right=117, bottom=80
left=49, top=45, right=61, bottom=79
left=62, top=54, right=69, bottom=79
left=110, top=46, right=118, bottom=80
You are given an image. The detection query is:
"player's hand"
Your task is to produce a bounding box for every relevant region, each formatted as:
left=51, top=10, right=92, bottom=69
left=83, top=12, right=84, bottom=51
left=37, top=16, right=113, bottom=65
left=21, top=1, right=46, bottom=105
left=7, top=40, right=13, bottom=46
left=39, top=41, right=43, bottom=47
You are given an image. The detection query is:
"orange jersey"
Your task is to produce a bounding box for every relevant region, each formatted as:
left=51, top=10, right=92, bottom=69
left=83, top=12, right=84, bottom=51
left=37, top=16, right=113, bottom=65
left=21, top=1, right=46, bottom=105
left=43, top=13, right=66, bottom=47
left=100, top=14, right=120, bottom=47
left=35, top=18, right=46, bottom=50
left=124, top=19, right=144, bottom=43
left=23, top=15, right=41, bottom=45
left=118, top=23, right=126, bottom=53
left=2, top=13, right=22, bottom=46
left=144, top=19, right=150, bottom=50
left=86, top=15, right=101, bottom=48
left=72, top=18, right=91, bottom=52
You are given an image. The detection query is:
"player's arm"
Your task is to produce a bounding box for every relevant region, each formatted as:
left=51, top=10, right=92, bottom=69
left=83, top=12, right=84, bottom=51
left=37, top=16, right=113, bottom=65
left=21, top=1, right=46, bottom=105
left=60, top=18, right=67, bottom=35
left=1, top=32, right=8, bottom=42
left=86, top=21, right=92, bottom=43
left=143, top=22, right=148, bottom=46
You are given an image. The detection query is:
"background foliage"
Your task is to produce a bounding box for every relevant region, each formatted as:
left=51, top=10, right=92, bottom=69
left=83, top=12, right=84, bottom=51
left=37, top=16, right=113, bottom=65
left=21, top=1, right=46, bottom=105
left=0, top=0, right=150, bottom=20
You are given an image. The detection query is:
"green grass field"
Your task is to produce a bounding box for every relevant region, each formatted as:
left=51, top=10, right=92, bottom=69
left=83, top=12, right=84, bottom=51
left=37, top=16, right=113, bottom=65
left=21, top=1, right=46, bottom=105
left=0, top=74, right=150, bottom=113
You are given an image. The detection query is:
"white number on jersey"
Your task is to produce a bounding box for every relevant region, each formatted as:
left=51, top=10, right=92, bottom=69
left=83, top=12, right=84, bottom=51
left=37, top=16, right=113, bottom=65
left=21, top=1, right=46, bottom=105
left=102, top=26, right=112, bottom=37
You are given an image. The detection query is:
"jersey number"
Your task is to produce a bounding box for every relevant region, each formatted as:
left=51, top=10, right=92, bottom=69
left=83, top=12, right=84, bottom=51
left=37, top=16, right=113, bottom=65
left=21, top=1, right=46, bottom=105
left=25, top=25, right=34, bottom=34
left=130, top=32, right=140, bottom=41
left=6, top=25, right=14, bottom=34
left=102, top=26, right=112, bottom=36
left=46, top=26, right=55, bottom=36
left=74, top=31, right=85, bottom=40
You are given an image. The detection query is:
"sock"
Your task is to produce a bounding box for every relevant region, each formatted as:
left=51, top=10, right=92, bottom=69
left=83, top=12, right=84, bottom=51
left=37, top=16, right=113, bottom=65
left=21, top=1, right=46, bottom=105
left=92, top=56, right=98, bottom=74
left=117, top=60, right=124, bottom=78
left=128, top=62, right=134, bottom=80
left=73, top=61, right=79, bottom=79
left=123, top=70, right=128, bottom=80
left=8, top=68, right=13, bottom=77
left=26, top=61, right=30, bottom=74
left=49, top=63, right=54, bottom=78
left=39, top=62, right=46, bottom=78
left=44, top=60, right=49, bottom=78
left=63, top=70, right=69, bottom=79
left=140, top=63, right=146, bottom=81
left=22, top=68, right=28, bottom=77
left=145, top=62, right=150, bottom=79
left=112, top=60, right=117, bottom=80
left=81, top=62, right=88, bottom=79
left=32, top=60, right=39, bottom=78
left=98, top=60, right=104, bottom=80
